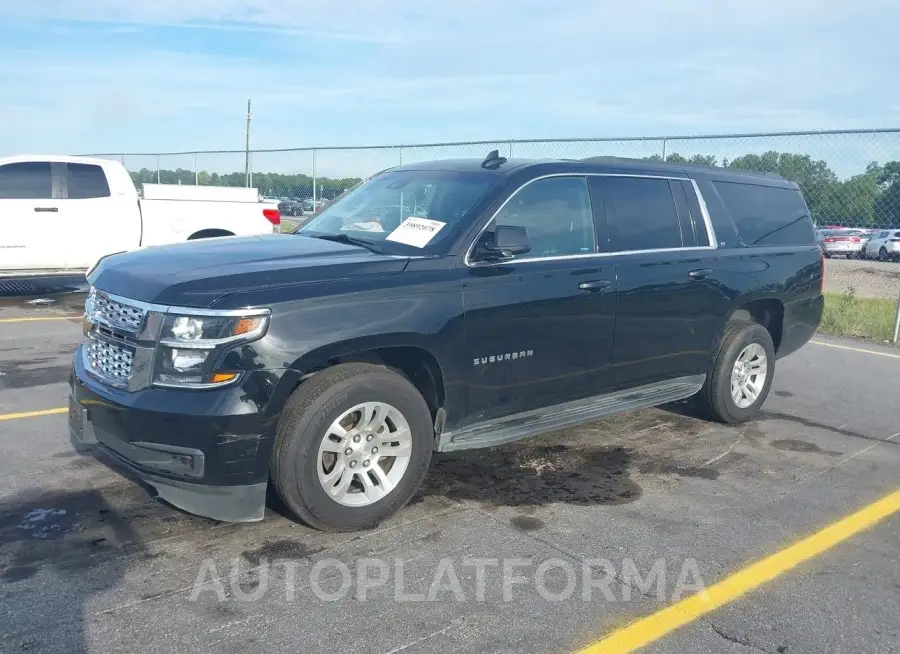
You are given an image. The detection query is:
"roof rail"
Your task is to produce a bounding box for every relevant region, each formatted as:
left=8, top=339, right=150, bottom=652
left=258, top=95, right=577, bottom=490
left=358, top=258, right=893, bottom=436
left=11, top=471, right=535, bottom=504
left=578, top=155, right=784, bottom=179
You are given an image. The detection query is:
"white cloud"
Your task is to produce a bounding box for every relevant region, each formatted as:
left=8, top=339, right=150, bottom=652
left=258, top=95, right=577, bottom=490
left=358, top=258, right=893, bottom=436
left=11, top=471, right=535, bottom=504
left=1, top=0, right=899, bottom=179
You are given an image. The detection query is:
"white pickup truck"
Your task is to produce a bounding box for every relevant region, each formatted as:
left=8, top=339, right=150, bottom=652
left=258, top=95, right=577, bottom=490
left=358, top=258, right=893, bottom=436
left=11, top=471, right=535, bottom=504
left=0, top=155, right=281, bottom=276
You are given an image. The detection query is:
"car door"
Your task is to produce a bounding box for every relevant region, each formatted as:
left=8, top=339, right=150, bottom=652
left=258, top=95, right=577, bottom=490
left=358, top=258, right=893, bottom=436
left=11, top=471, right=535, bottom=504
left=0, top=161, right=64, bottom=271
left=591, top=175, right=726, bottom=389
left=62, top=161, right=136, bottom=269
left=868, top=231, right=888, bottom=257
left=461, top=175, right=616, bottom=424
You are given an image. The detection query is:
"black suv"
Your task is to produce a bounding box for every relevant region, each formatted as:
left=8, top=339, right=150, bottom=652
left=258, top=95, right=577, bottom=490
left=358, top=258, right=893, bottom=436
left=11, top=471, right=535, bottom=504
left=69, top=153, right=824, bottom=531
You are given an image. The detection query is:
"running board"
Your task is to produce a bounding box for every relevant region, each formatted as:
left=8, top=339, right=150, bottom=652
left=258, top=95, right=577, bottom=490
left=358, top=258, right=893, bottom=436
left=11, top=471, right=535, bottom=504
left=437, top=375, right=705, bottom=452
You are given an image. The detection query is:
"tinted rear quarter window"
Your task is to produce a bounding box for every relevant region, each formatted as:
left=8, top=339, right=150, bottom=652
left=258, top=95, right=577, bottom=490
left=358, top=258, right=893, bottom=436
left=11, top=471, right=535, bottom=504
left=595, top=177, right=683, bottom=251
left=0, top=162, right=53, bottom=199
left=714, top=181, right=814, bottom=246
left=67, top=163, right=111, bottom=199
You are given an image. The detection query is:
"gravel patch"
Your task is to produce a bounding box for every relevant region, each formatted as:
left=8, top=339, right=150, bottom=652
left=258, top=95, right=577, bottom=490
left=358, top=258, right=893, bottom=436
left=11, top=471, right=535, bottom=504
left=823, top=258, right=900, bottom=299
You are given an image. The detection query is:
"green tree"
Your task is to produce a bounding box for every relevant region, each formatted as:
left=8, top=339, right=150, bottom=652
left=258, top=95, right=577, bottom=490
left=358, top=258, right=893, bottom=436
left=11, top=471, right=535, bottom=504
left=874, top=161, right=900, bottom=228
left=728, top=152, right=840, bottom=225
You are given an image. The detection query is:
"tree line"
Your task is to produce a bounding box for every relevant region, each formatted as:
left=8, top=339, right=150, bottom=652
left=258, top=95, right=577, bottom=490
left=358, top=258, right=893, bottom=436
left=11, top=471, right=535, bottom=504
left=130, top=151, right=900, bottom=228
left=129, top=168, right=359, bottom=201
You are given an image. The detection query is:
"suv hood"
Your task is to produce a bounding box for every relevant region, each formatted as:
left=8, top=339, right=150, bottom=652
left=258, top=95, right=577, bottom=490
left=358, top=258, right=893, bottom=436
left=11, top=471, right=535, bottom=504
left=88, top=234, right=410, bottom=306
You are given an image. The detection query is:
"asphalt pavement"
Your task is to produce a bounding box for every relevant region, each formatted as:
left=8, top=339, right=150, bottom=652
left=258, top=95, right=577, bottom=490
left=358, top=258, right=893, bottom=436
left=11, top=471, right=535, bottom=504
left=0, top=290, right=898, bottom=653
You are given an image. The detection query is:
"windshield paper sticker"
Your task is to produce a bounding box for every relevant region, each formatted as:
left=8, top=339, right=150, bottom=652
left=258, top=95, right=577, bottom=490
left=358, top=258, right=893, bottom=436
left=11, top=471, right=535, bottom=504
left=385, top=217, right=446, bottom=248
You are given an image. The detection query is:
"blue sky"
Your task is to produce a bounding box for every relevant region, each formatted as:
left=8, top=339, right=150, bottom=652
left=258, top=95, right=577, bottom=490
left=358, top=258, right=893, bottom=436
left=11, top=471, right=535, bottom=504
left=1, top=0, right=899, bottom=176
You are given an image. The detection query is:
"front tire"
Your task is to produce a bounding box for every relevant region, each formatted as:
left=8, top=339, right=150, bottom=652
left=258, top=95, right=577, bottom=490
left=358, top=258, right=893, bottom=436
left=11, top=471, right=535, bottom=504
left=272, top=363, right=433, bottom=531
left=696, top=321, right=775, bottom=424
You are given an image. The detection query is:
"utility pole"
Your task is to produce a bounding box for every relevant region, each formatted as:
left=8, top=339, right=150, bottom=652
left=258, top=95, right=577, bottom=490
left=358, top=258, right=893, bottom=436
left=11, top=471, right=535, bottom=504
left=244, top=98, right=252, bottom=187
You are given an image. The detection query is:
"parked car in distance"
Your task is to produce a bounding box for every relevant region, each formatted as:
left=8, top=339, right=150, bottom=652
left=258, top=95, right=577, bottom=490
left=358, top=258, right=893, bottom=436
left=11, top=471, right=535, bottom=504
left=0, top=155, right=280, bottom=277
left=861, top=229, right=900, bottom=261
left=817, top=228, right=865, bottom=258
left=277, top=197, right=304, bottom=217
left=70, top=152, right=824, bottom=531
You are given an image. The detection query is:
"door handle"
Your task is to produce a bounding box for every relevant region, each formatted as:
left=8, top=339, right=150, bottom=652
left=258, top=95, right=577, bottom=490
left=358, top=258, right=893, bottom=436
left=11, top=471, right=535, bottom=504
left=578, top=280, right=612, bottom=291
left=688, top=268, right=713, bottom=280
left=34, top=207, right=58, bottom=213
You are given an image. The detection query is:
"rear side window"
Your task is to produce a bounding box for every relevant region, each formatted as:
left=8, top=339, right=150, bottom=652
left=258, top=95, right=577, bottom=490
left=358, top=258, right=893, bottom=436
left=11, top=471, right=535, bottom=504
left=595, top=177, right=683, bottom=251
left=66, top=163, right=111, bottom=199
left=0, top=162, right=52, bottom=199
left=714, top=181, right=815, bottom=246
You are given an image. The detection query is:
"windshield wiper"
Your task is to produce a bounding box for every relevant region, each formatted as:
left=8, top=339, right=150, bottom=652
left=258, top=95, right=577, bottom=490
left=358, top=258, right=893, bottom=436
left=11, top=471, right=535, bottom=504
left=301, top=232, right=386, bottom=254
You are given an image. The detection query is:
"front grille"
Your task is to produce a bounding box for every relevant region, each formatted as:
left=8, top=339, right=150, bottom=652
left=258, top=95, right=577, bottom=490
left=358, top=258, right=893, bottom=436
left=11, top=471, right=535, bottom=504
left=92, top=292, right=146, bottom=333
left=85, top=334, right=135, bottom=388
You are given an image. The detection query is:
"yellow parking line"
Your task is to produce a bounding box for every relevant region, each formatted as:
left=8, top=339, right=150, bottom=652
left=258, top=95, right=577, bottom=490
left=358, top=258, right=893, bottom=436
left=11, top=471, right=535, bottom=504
left=0, top=316, right=80, bottom=324
left=0, top=407, right=68, bottom=421
left=810, top=340, right=900, bottom=360
left=574, top=489, right=900, bottom=653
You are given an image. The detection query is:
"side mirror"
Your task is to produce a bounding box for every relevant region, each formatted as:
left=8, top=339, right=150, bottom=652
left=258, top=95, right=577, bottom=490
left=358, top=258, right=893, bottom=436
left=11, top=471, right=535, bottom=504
left=477, top=225, right=530, bottom=260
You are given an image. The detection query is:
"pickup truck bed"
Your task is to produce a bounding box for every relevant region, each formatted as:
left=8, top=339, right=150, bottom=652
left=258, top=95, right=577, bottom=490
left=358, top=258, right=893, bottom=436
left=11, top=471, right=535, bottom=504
left=0, top=155, right=280, bottom=277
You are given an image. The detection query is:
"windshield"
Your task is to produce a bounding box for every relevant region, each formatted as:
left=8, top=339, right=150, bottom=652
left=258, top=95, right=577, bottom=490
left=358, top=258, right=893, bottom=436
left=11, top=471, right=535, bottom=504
left=296, top=169, right=498, bottom=254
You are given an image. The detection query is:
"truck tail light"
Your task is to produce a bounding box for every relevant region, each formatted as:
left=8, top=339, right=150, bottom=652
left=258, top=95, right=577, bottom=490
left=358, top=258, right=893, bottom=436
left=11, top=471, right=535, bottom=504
left=891, top=238, right=900, bottom=243
left=263, top=208, right=281, bottom=226
left=850, top=236, right=860, bottom=242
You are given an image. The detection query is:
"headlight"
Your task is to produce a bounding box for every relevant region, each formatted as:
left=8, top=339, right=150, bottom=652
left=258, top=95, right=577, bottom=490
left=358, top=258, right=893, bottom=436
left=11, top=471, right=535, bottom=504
left=161, top=314, right=268, bottom=346
left=153, top=311, right=270, bottom=388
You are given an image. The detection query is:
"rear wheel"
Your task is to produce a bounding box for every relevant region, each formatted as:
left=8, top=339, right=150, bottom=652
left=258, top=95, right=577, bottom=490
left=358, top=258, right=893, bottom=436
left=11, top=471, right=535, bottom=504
left=272, top=363, right=433, bottom=531
left=695, top=321, right=775, bottom=423
left=880, top=247, right=889, bottom=262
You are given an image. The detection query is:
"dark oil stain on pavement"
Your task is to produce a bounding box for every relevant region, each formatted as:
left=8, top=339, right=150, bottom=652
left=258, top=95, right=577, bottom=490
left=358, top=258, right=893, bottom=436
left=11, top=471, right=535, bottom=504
left=416, top=442, right=642, bottom=508
left=0, top=355, right=77, bottom=390
left=759, top=410, right=870, bottom=442
left=770, top=439, right=842, bottom=456
left=0, top=487, right=146, bottom=653
left=636, top=461, right=720, bottom=480
left=241, top=539, right=324, bottom=566
left=773, top=390, right=794, bottom=398
left=510, top=515, right=544, bottom=532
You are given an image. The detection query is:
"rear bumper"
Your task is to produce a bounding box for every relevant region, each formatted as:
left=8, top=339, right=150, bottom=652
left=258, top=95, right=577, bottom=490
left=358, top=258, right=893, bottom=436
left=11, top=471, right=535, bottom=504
left=69, top=348, right=280, bottom=522
left=821, top=243, right=862, bottom=255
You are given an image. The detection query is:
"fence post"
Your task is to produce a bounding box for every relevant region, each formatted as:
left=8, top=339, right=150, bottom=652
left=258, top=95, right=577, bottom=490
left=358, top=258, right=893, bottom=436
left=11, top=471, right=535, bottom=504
left=156, top=155, right=160, bottom=183
left=892, top=288, right=900, bottom=344
left=122, top=153, right=127, bottom=169
left=661, top=138, right=667, bottom=162
left=509, top=140, right=514, bottom=158
left=194, top=153, right=199, bottom=185
left=398, top=146, right=403, bottom=166
left=312, top=149, right=317, bottom=208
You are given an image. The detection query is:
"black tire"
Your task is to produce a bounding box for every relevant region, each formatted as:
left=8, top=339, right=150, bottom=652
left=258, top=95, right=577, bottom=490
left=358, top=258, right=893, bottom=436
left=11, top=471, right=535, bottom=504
left=879, top=247, right=889, bottom=262
left=272, top=363, right=433, bottom=531
left=695, top=320, right=775, bottom=424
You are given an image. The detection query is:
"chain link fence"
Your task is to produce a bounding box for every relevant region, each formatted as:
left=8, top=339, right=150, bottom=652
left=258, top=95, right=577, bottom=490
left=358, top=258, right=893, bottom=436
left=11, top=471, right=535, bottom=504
left=76, top=128, right=900, bottom=341
left=86, top=128, right=900, bottom=231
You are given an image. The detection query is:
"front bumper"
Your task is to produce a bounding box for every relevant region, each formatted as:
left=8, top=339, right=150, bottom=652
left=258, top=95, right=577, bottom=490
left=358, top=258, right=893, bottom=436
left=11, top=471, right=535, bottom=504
left=69, top=348, right=278, bottom=522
